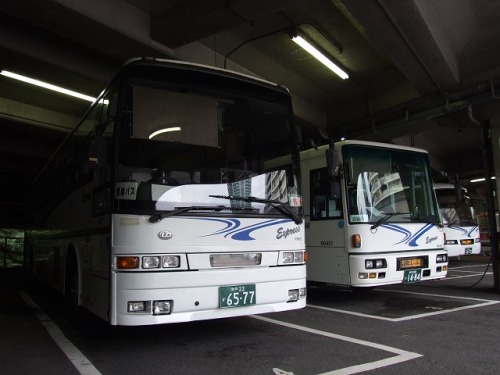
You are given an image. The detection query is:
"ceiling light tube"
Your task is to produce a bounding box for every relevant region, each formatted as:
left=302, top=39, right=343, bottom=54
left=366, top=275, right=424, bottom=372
left=470, top=176, right=496, bottom=183
left=0, top=69, right=96, bottom=102
left=149, top=126, right=182, bottom=139
left=292, top=35, right=349, bottom=80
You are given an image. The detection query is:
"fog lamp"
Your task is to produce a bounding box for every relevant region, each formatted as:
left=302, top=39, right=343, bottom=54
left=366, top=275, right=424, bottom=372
left=153, top=300, right=172, bottom=315
left=128, top=301, right=146, bottom=312
left=288, top=289, right=299, bottom=301
left=358, top=273, right=368, bottom=279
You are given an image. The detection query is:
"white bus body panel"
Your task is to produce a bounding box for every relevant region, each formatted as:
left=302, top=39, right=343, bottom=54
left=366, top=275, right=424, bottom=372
left=110, top=214, right=306, bottom=325
left=306, top=220, right=446, bottom=286
left=443, top=225, right=481, bottom=257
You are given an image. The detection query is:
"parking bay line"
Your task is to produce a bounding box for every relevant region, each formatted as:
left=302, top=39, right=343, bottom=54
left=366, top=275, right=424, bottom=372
left=253, top=315, right=422, bottom=375
left=308, top=289, right=500, bottom=322
left=18, top=291, right=102, bottom=375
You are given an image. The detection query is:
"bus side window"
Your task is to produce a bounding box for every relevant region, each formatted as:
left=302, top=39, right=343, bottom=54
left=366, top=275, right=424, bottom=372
left=310, top=167, right=342, bottom=220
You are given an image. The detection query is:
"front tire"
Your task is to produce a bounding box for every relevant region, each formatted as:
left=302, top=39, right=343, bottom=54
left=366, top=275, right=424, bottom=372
left=65, top=254, right=79, bottom=313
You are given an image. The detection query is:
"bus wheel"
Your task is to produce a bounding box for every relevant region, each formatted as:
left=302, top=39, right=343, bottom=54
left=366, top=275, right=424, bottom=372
left=350, top=286, right=375, bottom=293
left=65, top=257, right=79, bottom=313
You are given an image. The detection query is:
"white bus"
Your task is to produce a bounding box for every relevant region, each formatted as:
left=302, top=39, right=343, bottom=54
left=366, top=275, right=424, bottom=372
left=27, top=58, right=306, bottom=325
left=434, top=183, right=481, bottom=257
left=301, top=140, right=448, bottom=288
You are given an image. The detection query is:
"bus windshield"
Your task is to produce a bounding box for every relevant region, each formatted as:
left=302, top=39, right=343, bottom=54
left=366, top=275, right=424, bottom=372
left=114, top=79, right=300, bottom=218
left=435, top=188, right=477, bottom=226
left=343, top=145, right=439, bottom=225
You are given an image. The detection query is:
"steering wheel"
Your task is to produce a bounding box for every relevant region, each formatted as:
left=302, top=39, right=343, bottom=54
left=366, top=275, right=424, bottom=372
left=151, top=168, right=180, bottom=186
left=152, top=175, right=180, bottom=186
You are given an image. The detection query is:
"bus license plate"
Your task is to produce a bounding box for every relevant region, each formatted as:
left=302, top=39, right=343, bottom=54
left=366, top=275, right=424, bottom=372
left=219, top=284, right=256, bottom=308
left=404, top=269, right=422, bottom=283
left=465, top=248, right=472, bottom=255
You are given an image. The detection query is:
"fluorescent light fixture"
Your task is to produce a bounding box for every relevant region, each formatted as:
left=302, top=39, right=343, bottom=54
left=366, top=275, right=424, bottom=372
left=149, top=126, right=181, bottom=139
left=470, top=176, right=496, bottom=183
left=292, top=35, right=349, bottom=80
left=0, top=69, right=96, bottom=102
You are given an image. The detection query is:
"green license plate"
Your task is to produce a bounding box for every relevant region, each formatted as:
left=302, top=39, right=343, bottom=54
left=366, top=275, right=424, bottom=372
left=219, top=284, right=256, bottom=308
left=465, top=248, right=472, bottom=255
left=403, top=269, right=422, bottom=283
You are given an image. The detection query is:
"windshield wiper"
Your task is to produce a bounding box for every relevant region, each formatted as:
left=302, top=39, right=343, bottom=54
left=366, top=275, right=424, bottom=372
left=410, top=215, right=443, bottom=228
left=149, top=205, right=231, bottom=223
left=370, top=212, right=409, bottom=230
left=209, top=195, right=303, bottom=224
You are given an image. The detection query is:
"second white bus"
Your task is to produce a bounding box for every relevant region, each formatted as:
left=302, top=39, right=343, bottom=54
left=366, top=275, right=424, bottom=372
left=301, top=140, right=448, bottom=288
left=435, top=183, right=481, bottom=257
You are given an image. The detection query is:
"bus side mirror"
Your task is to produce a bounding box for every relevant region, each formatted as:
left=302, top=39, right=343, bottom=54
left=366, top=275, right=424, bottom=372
left=326, top=148, right=340, bottom=177
left=329, top=179, right=341, bottom=200
left=88, top=135, right=107, bottom=169
left=326, top=148, right=341, bottom=200
left=455, top=182, right=463, bottom=202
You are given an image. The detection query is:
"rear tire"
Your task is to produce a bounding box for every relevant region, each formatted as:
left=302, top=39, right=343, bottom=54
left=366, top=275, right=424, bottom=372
left=65, top=254, right=79, bottom=313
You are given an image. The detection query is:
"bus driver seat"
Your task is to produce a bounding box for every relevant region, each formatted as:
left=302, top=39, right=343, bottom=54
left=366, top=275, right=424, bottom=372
left=137, top=168, right=180, bottom=201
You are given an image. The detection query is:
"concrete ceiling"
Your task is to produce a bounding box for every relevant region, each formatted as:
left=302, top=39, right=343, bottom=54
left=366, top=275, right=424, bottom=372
left=1, top=0, right=500, bottom=226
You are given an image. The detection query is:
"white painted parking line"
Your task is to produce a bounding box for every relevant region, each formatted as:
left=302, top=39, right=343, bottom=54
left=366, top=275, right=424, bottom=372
left=18, top=291, right=102, bottom=375
left=308, top=289, right=500, bottom=322
left=449, top=265, right=491, bottom=270
left=253, top=315, right=422, bottom=375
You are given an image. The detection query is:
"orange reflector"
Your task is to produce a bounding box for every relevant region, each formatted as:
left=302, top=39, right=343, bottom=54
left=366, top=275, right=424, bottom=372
left=443, top=265, right=448, bottom=271
left=116, top=256, right=140, bottom=269
left=352, top=234, right=361, bottom=248
left=304, top=251, right=309, bottom=263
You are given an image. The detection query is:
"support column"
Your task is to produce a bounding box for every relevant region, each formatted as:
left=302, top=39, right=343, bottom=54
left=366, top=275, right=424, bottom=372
left=481, top=120, right=499, bottom=293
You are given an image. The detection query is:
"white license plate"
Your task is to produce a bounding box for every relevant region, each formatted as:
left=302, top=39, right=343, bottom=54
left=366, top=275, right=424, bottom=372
left=219, top=284, right=256, bottom=308
left=404, top=269, right=422, bottom=283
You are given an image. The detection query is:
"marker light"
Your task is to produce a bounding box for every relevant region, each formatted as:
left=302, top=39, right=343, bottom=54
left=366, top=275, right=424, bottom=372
left=352, top=234, right=361, bottom=248
left=117, top=256, right=140, bottom=269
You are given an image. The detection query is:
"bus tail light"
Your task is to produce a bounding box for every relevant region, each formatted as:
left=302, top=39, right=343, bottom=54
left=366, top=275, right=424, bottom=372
left=117, top=256, right=140, bottom=269
left=352, top=234, right=361, bottom=248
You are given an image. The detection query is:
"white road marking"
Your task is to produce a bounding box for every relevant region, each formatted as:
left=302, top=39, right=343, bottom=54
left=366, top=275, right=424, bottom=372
left=441, top=273, right=493, bottom=280
left=18, top=291, right=102, bottom=375
left=253, top=315, right=422, bottom=375
left=308, top=289, right=500, bottom=322
left=449, top=264, right=491, bottom=270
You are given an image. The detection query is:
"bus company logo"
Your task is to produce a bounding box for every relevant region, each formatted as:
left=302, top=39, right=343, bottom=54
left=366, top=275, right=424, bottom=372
left=276, top=226, right=300, bottom=240
left=426, top=235, right=438, bottom=244
left=158, top=230, right=173, bottom=240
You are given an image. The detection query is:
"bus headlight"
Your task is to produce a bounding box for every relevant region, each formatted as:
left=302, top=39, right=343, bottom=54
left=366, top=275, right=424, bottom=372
left=142, top=256, right=161, bottom=269
left=282, top=251, right=305, bottom=264
left=162, top=255, right=180, bottom=268
left=365, top=259, right=387, bottom=269
left=436, top=254, right=448, bottom=263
